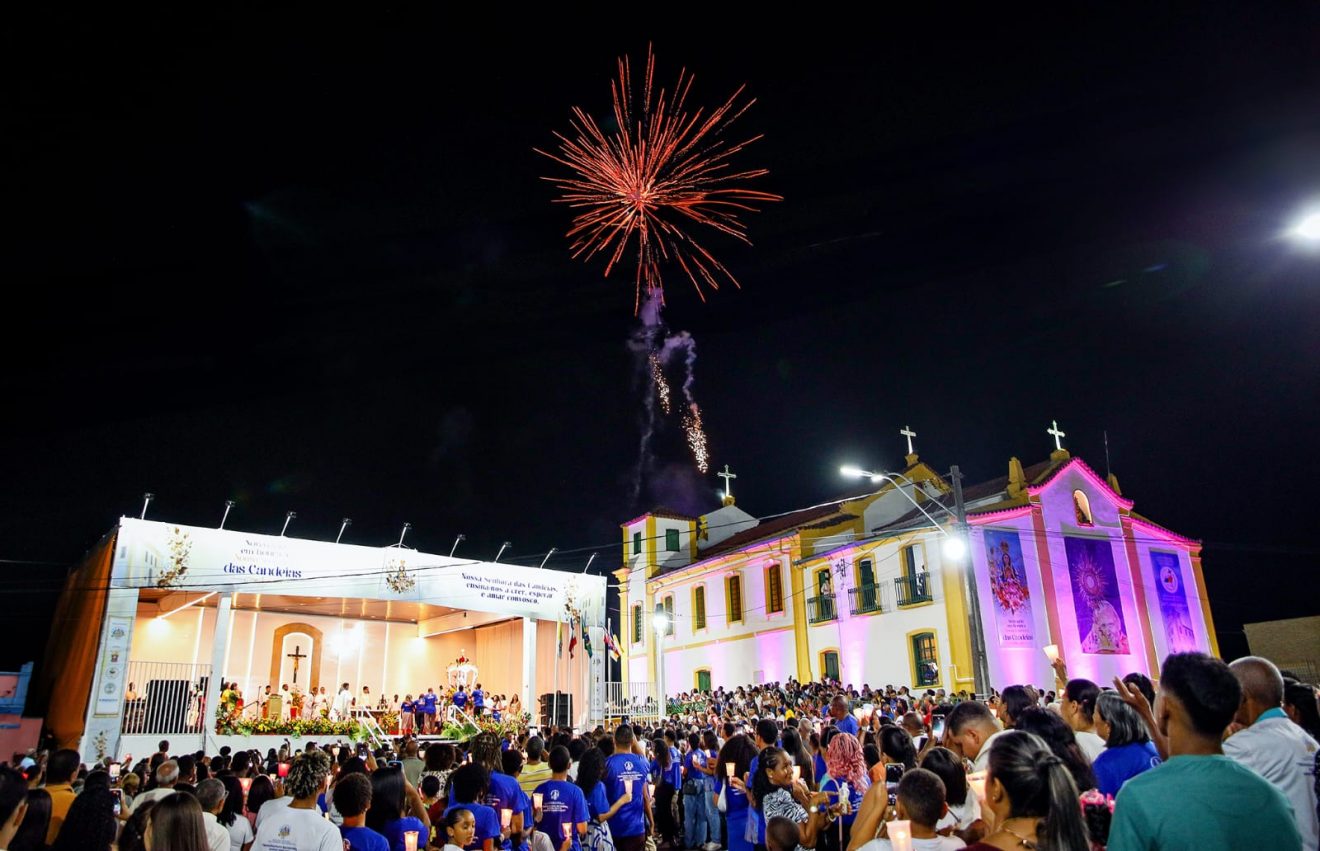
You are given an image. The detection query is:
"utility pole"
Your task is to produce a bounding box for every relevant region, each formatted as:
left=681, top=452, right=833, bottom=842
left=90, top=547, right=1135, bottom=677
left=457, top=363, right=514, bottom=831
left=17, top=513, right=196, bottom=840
left=951, top=465, right=991, bottom=697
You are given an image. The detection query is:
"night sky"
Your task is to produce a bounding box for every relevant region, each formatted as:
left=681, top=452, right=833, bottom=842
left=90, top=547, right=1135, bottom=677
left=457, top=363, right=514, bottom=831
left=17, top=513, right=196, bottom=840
left=5, top=9, right=1319, bottom=671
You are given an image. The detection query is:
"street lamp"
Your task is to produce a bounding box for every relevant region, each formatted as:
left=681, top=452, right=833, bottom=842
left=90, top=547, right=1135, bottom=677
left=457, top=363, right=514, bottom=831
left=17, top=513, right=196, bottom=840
left=1290, top=211, right=1320, bottom=243
left=841, top=463, right=990, bottom=695
left=653, top=611, right=670, bottom=721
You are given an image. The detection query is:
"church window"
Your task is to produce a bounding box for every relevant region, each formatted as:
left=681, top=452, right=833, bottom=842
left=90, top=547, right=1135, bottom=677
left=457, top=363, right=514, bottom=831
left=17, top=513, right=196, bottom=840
left=633, top=531, right=643, bottom=556
left=726, top=574, right=743, bottom=623
left=821, top=649, right=840, bottom=682
left=665, top=528, right=680, bottom=552
left=632, top=604, right=643, bottom=644
left=766, top=564, right=784, bottom=614
left=662, top=595, right=674, bottom=635
left=1073, top=490, right=1094, bottom=526
left=901, top=545, right=918, bottom=579
left=693, top=585, right=707, bottom=631
left=909, top=630, right=940, bottom=687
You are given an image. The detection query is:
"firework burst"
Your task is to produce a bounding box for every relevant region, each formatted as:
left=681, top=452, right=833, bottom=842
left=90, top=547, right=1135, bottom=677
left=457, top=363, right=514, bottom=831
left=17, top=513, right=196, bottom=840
left=683, top=402, right=709, bottom=474
left=538, top=46, right=782, bottom=312
left=649, top=352, right=672, bottom=415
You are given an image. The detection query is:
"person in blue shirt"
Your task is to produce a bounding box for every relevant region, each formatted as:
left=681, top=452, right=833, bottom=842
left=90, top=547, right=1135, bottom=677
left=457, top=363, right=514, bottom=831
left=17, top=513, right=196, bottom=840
left=454, top=686, right=469, bottom=711
left=574, top=748, right=633, bottom=829
left=446, top=764, right=503, bottom=851
left=650, top=732, right=683, bottom=847
left=534, top=747, right=589, bottom=851
left=744, top=718, right=780, bottom=849
left=830, top=696, right=859, bottom=738
left=422, top=689, right=438, bottom=735
left=471, top=732, right=526, bottom=851
left=604, top=725, right=651, bottom=851
left=365, top=765, right=432, bottom=851
left=334, top=773, right=390, bottom=851
left=1092, top=690, right=1161, bottom=797
left=473, top=684, right=486, bottom=717
left=716, top=733, right=758, bottom=851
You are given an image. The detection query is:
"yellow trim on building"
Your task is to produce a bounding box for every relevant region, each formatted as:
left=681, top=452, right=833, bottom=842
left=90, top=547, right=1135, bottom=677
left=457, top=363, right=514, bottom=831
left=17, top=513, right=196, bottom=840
left=789, top=542, right=811, bottom=681
left=724, top=571, right=744, bottom=624
left=694, top=667, right=712, bottom=690
left=1188, top=548, right=1219, bottom=657
left=817, top=647, right=840, bottom=681
left=660, top=625, right=794, bottom=653
left=691, top=583, right=707, bottom=632
left=906, top=627, right=943, bottom=689
left=645, top=517, right=657, bottom=688
left=939, top=548, right=974, bottom=689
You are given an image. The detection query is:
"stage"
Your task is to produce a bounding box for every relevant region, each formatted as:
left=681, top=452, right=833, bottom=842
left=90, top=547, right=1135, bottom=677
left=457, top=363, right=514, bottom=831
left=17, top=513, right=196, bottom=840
left=38, top=518, right=607, bottom=758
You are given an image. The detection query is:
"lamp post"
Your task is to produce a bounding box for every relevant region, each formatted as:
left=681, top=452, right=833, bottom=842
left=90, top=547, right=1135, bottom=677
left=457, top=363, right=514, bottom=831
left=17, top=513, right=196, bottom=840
left=841, top=464, right=989, bottom=696
left=653, top=610, right=670, bottom=722
left=1289, top=211, right=1320, bottom=243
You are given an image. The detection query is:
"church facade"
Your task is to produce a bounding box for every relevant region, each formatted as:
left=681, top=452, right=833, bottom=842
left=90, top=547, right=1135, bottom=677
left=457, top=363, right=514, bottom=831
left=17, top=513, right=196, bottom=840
left=616, top=436, right=1218, bottom=698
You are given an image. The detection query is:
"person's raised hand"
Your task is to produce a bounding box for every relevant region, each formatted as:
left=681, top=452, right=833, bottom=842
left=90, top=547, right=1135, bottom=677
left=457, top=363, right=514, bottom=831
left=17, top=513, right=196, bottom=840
left=1110, top=677, right=1152, bottom=717
left=1051, top=657, right=1068, bottom=682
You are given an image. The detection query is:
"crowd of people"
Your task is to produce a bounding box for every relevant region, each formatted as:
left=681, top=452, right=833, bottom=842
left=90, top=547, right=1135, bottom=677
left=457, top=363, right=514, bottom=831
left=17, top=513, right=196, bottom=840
left=205, top=680, right=521, bottom=729
left=3, top=650, right=1317, bottom=851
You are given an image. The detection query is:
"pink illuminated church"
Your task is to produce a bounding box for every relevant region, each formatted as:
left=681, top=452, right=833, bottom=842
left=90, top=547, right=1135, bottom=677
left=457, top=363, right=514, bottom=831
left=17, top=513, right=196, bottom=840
left=617, top=423, right=1215, bottom=700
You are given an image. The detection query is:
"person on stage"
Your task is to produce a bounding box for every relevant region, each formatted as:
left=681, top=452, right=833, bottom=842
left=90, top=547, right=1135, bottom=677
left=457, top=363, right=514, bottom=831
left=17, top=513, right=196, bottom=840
left=423, top=688, right=439, bottom=734
left=333, top=682, right=354, bottom=720
left=473, top=684, right=485, bottom=718
left=402, top=695, right=415, bottom=735
left=454, top=686, right=469, bottom=715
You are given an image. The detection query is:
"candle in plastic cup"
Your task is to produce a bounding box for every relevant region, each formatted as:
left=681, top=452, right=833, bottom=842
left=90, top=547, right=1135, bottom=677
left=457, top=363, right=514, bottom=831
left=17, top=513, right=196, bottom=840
left=533, top=792, right=544, bottom=810
left=501, top=809, right=512, bottom=829
left=791, top=765, right=801, bottom=782
left=967, top=771, right=988, bottom=804
left=888, top=820, right=912, bottom=851
left=239, top=777, right=252, bottom=793
left=725, top=762, right=735, bottom=778
left=563, top=824, right=573, bottom=840
left=268, top=773, right=277, bottom=784
left=278, top=762, right=290, bottom=778
left=626, top=780, right=634, bottom=797
left=404, top=829, right=419, bottom=851
left=647, top=783, right=655, bottom=800
left=1043, top=644, right=1060, bottom=663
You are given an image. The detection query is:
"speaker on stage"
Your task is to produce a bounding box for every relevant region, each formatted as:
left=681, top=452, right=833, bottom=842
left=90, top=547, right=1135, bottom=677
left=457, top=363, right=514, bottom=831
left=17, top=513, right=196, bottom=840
left=538, top=692, right=572, bottom=727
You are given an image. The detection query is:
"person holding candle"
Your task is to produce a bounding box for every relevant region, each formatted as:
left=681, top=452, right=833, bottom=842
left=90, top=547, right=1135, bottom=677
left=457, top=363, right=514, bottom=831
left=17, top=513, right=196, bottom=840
left=603, top=726, right=650, bottom=851
left=444, top=765, right=501, bottom=851
left=649, top=733, right=682, bottom=848
left=334, top=773, right=389, bottom=851
left=533, top=747, right=589, bottom=851
left=748, top=747, right=834, bottom=851
left=470, top=734, right=528, bottom=851
left=955, top=731, right=1088, bottom=851
left=1058, top=680, right=1105, bottom=764
left=573, top=745, right=633, bottom=851
left=850, top=769, right=964, bottom=851
left=366, top=765, right=431, bottom=851
left=251, top=750, right=341, bottom=851
left=820, top=732, right=868, bottom=851
left=715, top=734, right=758, bottom=851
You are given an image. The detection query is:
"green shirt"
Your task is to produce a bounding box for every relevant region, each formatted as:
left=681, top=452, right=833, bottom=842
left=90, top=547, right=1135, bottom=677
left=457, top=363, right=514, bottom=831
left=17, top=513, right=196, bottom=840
left=1108, top=754, right=1302, bottom=851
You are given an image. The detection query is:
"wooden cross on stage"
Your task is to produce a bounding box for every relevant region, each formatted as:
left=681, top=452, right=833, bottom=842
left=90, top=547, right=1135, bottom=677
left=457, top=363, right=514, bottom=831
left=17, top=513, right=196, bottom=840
left=287, top=645, right=307, bottom=684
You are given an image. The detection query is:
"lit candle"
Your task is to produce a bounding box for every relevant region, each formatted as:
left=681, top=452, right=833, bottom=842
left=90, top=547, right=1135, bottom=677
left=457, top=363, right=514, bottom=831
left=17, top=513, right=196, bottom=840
left=791, top=765, right=801, bottom=782
left=725, top=762, right=735, bottom=778
left=268, top=773, right=277, bottom=784
left=967, top=771, right=988, bottom=804
left=563, top=824, right=573, bottom=840
left=404, top=829, right=419, bottom=851
left=239, top=777, right=252, bottom=793
left=278, top=762, right=290, bottom=778
left=626, top=780, right=634, bottom=797
left=332, top=745, right=340, bottom=759
left=501, top=809, right=512, bottom=829
left=647, top=783, right=655, bottom=800
left=888, top=819, right=912, bottom=851
left=1043, top=644, right=1060, bottom=663
left=533, top=792, right=544, bottom=810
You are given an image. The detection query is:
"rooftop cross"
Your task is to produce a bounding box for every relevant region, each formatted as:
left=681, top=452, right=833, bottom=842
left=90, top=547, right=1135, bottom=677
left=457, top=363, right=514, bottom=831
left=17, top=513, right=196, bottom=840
left=1048, top=420, right=1067, bottom=451
left=900, top=425, right=917, bottom=456
left=718, top=464, right=737, bottom=500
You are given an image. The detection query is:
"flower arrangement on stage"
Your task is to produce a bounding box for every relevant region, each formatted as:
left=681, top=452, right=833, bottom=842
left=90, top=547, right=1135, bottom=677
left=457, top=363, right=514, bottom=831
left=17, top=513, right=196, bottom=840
left=216, top=706, right=370, bottom=740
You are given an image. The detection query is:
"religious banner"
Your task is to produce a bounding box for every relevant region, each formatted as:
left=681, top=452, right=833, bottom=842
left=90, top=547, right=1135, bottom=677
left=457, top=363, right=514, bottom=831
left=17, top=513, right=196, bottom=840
left=94, top=616, right=133, bottom=716
left=1149, top=551, right=1197, bottom=653
left=1064, top=536, right=1130, bottom=654
left=983, top=529, right=1036, bottom=647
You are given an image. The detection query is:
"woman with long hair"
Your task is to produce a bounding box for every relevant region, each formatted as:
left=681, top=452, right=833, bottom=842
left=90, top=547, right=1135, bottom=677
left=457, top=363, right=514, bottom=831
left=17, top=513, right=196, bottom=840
left=962, top=731, right=1091, bottom=851
left=444, top=764, right=498, bottom=851
left=50, top=779, right=116, bottom=851
left=1013, top=708, right=1097, bottom=793
left=365, top=765, right=431, bottom=851
left=819, top=732, right=868, bottom=851
left=1059, top=679, right=1105, bottom=763
left=877, top=726, right=917, bottom=774
left=8, top=787, right=50, bottom=851
left=650, top=734, right=681, bottom=848
left=748, top=747, right=832, bottom=851
left=716, top=734, right=758, bottom=851
left=780, top=727, right=815, bottom=790
left=117, top=800, right=157, bottom=851
left=216, top=774, right=254, bottom=851
left=144, top=791, right=209, bottom=851
left=244, top=774, right=276, bottom=830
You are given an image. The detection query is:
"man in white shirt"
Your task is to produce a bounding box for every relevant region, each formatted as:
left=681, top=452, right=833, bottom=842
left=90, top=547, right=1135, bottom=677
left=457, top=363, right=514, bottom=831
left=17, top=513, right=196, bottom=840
left=253, top=750, right=341, bottom=851
left=196, top=779, right=232, bottom=851
left=1224, top=656, right=1319, bottom=849
left=128, top=759, right=180, bottom=814
left=331, top=681, right=354, bottom=720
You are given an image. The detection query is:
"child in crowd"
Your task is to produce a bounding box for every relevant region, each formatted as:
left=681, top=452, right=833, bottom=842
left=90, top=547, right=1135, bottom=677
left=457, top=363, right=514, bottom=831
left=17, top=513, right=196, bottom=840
left=334, top=772, right=389, bottom=851
left=766, top=816, right=803, bottom=851
left=857, top=769, right=965, bottom=851
left=444, top=807, right=478, bottom=851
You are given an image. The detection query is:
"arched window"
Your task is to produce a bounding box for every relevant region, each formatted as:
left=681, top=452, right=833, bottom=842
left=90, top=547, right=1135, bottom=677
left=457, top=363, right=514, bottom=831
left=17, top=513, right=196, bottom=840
left=909, top=630, right=940, bottom=688
left=726, top=574, right=743, bottom=624
left=632, top=604, right=643, bottom=644
left=765, top=564, right=784, bottom=614
left=693, top=585, right=707, bottom=631
left=1073, top=490, right=1094, bottom=526
left=662, top=595, right=675, bottom=635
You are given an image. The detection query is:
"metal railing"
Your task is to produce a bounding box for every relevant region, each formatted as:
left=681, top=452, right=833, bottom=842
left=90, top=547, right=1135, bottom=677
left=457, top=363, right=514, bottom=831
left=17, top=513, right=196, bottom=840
left=121, top=661, right=213, bottom=735
left=847, top=584, right=885, bottom=616
left=606, top=681, right=660, bottom=721
left=807, top=594, right=837, bottom=624
left=895, top=572, right=933, bottom=606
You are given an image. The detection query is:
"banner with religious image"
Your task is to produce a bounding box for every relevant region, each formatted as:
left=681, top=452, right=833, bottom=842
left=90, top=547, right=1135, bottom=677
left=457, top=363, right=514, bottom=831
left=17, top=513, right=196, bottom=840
left=983, top=529, right=1036, bottom=647
left=1064, top=536, right=1130, bottom=654
left=1149, top=551, right=1197, bottom=653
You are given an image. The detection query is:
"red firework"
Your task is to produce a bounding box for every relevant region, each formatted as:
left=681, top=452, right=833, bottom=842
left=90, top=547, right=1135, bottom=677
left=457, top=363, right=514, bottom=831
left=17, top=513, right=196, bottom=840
left=537, top=46, right=782, bottom=312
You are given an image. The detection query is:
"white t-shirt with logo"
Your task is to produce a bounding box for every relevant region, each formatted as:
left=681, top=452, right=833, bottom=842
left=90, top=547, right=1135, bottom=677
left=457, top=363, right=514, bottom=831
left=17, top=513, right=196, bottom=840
left=859, top=835, right=965, bottom=851
left=252, top=804, right=341, bottom=851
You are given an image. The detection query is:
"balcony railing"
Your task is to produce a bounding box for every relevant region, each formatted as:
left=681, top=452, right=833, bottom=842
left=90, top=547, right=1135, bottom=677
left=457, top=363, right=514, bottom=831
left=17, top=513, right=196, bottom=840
left=895, top=571, right=933, bottom=606
left=807, top=594, right=837, bottom=624
left=847, top=583, right=885, bottom=615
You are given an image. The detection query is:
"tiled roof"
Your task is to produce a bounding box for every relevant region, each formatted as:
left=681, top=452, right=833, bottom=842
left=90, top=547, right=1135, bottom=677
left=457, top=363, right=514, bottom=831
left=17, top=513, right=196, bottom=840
left=800, top=512, right=859, bottom=530
left=870, top=459, right=1060, bottom=531
left=689, top=503, right=845, bottom=562
left=621, top=506, right=700, bottom=526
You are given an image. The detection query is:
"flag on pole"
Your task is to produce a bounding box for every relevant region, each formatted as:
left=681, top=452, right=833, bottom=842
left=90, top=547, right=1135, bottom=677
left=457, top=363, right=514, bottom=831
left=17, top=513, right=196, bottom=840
left=556, top=619, right=563, bottom=658
left=603, top=624, right=621, bottom=661
left=568, top=618, right=578, bottom=658
left=582, top=616, right=593, bottom=658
